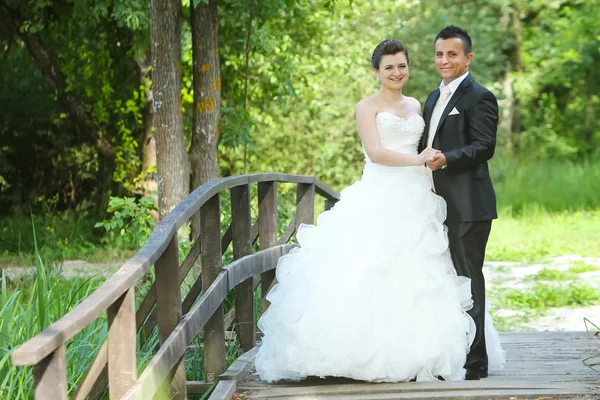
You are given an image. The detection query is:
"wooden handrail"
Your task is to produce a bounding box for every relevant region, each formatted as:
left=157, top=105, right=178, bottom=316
left=121, top=245, right=296, bottom=400
left=11, top=173, right=340, bottom=400
left=12, top=174, right=338, bottom=366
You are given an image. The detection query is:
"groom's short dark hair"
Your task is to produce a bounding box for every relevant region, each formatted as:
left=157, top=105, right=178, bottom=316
left=435, top=26, right=472, bottom=55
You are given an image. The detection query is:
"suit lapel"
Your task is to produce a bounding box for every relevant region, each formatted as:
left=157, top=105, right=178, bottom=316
left=434, top=74, right=473, bottom=141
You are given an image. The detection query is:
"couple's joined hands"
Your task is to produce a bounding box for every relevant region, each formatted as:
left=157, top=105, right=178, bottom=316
left=420, top=147, right=446, bottom=171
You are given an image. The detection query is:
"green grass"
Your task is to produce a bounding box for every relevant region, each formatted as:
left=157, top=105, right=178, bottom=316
left=489, top=281, right=600, bottom=332
left=495, top=283, right=600, bottom=311
left=531, top=268, right=576, bottom=281
left=486, top=209, right=600, bottom=262
left=1, top=217, right=250, bottom=399
left=492, top=159, right=600, bottom=213
left=0, top=211, right=136, bottom=268
left=568, top=261, right=600, bottom=274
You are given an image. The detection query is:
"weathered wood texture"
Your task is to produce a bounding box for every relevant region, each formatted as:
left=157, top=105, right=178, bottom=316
left=106, top=287, right=136, bottom=399
left=231, top=185, right=255, bottom=353
left=209, top=380, right=237, bottom=400
left=154, top=235, right=186, bottom=399
left=296, top=183, right=315, bottom=227
left=33, top=345, right=67, bottom=400
left=202, top=194, right=226, bottom=383
left=258, top=182, right=278, bottom=313
left=234, top=331, right=600, bottom=400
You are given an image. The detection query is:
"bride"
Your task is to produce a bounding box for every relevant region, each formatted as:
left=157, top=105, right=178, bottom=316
left=255, top=39, right=505, bottom=383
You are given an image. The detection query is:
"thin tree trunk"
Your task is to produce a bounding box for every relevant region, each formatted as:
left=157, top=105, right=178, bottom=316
left=0, top=3, right=114, bottom=158
left=511, top=9, right=522, bottom=144
left=151, top=0, right=190, bottom=220
left=136, top=51, right=158, bottom=214
left=500, top=59, right=514, bottom=152
left=584, top=60, right=596, bottom=148
left=242, top=0, right=254, bottom=174
left=189, top=0, right=220, bottom=235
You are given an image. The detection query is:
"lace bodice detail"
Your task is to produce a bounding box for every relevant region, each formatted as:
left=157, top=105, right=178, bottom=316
left=365, top=113, right=425, bottom=159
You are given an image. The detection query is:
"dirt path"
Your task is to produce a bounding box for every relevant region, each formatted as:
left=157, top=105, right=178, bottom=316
left=485, top=255, right=600, bottom=332
left=3, top=259, right=122, bottom=280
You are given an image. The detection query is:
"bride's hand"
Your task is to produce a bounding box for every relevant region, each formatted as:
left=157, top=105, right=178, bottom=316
left=419, top=147, right=440, bottom=164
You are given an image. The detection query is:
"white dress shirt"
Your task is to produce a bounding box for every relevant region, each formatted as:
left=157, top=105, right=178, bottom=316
left=425, top=71, right=470, bottom=191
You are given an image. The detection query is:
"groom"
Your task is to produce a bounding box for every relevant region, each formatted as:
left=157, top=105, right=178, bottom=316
left=419, top=26, right=498, bottom=380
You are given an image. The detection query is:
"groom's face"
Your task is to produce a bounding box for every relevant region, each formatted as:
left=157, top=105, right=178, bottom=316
left=434, top=38, right=473, bottom=84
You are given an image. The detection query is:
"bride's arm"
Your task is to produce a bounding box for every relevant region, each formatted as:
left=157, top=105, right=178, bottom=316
left=356, top=101, right=434, bottom=167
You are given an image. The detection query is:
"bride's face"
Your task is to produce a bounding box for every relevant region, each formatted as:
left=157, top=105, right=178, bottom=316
left=375, top=52, right=409, bottom=90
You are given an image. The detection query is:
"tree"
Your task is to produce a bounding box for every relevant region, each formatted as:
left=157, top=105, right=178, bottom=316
left=151, top=0, right=190, bottom=219
left=189, top=0, right=220, bottom=233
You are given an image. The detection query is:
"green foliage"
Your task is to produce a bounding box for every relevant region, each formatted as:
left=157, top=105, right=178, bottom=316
left=486, top=208, right=600, bottom=263
left=492, top=157, right=600, bottom=214
left=0, top=211, right=99, bottom=267
left=531, top=268, right=575, bottom=282
left=496, top=283, right=600, bottom=311
left=0, top=222, right=240, bottom=398
left=516, top=0, right=600, bottom=159
left=568, top=262, right=600, bottom=274
left=95, top=196, right=157, bottom=248
left=0, top=259, right=108, bottom=399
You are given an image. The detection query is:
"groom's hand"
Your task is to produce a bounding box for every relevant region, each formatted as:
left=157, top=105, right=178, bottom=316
left=426, top=153, right=447, bottom=171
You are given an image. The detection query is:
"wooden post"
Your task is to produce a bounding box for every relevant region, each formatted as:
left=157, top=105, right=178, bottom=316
left=258, top=181, right=277, bottom=312
left=201, top=194, right=226, bottom=382
left=296, top=183, right=315, bottom=228
left=324, top=198, right=336, bottom=211
left=107, top=287, right=137, bottom=399
left=231, top=185, right=255, bottom=353
left=33, top=345, right=68, bottom=400
left=154, top=235, right=187, bottom=399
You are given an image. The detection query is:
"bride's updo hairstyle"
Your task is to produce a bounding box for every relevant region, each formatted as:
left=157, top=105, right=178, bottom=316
left=371, top=39, right=409, bottom=69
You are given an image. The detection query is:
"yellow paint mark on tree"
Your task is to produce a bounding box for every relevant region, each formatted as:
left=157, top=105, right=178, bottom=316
left=210, top=77, right=221, bottom=91
left=196, top=96, right=216, bottom=112
left=201, top=64, right=211, bottom=72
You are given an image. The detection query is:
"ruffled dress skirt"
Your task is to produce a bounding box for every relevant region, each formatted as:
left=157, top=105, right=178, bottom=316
left=255, top=164, right=503, bottom=383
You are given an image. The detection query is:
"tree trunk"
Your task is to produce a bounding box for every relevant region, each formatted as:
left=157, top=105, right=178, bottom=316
left=189, top=0, right=220, bottom=234
left=584, top=60, right=596, bottom=149
left=511, top=8, right=523, bottom=144
left=136, top=52, right=158, bottom=205
left=151, top=0, right=190, bottom=219
left=500, top=60, right=514, bottom=152
left=0, top=4, right=114, bottom=158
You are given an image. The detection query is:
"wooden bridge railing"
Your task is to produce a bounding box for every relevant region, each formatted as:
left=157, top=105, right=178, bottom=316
left=11, top=173, right=340, bottom=400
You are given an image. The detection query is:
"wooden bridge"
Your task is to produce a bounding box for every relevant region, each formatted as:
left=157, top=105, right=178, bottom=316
left=10, top=174, right=600, bottom=399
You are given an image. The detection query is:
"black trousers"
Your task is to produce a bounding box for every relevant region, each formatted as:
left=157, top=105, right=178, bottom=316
left=446, top=220, right=492, bottom=371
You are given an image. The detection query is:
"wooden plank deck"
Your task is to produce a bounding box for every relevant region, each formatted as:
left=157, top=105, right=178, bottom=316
left=231, top=331, right=600, bottom=399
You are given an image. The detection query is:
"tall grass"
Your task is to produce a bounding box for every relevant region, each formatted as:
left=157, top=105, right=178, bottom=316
left=2, top=219, right=248, bottom=399
left=491, top=159, right=600, bottom=214
left=0, top=259, right=108, bottom=398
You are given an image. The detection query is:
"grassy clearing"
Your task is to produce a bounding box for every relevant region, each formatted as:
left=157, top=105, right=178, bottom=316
left=488, top=257, right=600, bottom=332
left=486, top=209, right=600, bottom=263
left=491, top=159, right=600, bottom=213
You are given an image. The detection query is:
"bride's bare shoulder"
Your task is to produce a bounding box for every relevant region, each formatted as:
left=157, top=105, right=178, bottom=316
left=356, top=95, right=379, bottom=115
left=404, top=96, right=422, bottom=115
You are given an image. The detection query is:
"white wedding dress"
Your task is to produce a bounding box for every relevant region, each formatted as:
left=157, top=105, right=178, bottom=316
left=255, top=112, right=506, bottom=383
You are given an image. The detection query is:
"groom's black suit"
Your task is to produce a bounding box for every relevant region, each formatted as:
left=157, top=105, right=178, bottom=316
left=419, top=73, right=498, bottom=374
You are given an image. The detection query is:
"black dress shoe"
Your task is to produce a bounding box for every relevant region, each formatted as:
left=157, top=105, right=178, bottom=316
left=465, top=369, right=480, bottom=380
left=480, top=368, right=488, bottom=378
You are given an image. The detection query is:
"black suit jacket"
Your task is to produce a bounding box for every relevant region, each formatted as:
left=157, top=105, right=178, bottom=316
left=419, top=74, right=498, bottom=222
